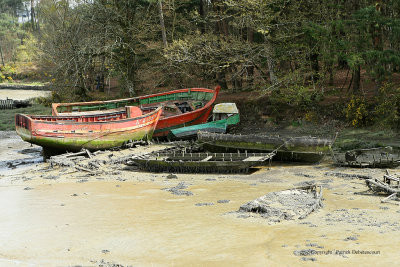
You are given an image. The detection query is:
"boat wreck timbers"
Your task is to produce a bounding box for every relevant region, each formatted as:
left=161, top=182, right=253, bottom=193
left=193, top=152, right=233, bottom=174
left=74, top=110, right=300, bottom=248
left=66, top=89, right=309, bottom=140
left=366, top=170, right=400, bottom=204
left=197, top=132, right=333, bottom=163
left=237, top=184, right=323, bottom=222
left=334, top=146, right=400, bottom=168
left=132, top=150, right=275, bottom=174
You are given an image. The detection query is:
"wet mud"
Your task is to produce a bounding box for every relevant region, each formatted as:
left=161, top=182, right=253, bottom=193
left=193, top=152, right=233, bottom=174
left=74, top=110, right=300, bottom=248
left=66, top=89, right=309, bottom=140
left=0, top=131, right=399, bottom=266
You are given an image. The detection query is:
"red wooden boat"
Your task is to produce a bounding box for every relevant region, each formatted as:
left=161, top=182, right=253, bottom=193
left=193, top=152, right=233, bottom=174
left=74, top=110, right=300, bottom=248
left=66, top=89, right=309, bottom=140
left=51, top=86, right=221, bottom=137
left=15, top=106, right=162, bottom=156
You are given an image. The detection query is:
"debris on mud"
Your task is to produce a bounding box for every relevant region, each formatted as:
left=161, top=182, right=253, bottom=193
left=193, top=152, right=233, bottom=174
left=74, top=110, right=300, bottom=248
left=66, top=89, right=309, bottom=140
left=325, top=172, right=372, bottom=180
left=365, top=170, right=400, bottom=204
left=162, top=182, right=193, bottom=196
left=237, top=185, right=323, bottom=222
left=195, top=202, right=214, bottom=206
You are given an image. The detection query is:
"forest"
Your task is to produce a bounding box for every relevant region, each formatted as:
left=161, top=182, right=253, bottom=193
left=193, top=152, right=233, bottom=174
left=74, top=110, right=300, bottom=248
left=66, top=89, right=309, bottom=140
left=1, top=0, right=400, bottom=129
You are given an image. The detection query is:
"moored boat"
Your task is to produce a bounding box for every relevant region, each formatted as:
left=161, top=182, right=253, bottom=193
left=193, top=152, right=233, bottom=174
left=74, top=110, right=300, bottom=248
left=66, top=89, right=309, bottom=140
left=51, top=86, right=221, bottom=137
left=168, top=103, right=240, bottom=140
left=15, top=105, right=162, bottom=157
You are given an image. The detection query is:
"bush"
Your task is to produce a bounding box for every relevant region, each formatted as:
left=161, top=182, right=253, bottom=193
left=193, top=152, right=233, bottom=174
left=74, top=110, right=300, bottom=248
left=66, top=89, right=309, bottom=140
left=0, top=64, right=17, bottom=82
left=373, top=83, right=400, bottom=129
left=268, top=85, right=323, bottom=120
left=345, top=96, right=370, bottom=127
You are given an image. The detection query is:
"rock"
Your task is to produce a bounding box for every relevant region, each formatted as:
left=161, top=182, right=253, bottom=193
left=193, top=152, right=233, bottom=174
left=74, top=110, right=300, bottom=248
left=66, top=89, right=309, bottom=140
left=344, top=236, right=358, bottom=241
left=166, top=174, right=178, bottom=179
left=217, top=199, right=230, bottom=203
left=23, top=187, right=33, bottom=190
left=162, top=182, right=193, bottom=196
left=293, top=249, right=316, bottom=256
left=301, top=257, right=317, bottom=261
left=195, top=202, right=214, bottom=206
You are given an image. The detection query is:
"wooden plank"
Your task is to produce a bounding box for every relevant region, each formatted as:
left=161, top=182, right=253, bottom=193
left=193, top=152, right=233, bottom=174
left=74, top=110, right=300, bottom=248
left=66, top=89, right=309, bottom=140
left=201, top=156, right=212, bottom=162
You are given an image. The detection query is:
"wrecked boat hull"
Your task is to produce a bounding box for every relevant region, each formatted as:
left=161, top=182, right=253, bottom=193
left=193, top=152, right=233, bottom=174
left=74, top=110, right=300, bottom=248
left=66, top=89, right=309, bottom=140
left=197, top=132, right=332, bottom=163
left=333, top=146, right=400, bottom=168
left=15, top=106, right=162, bottom=153
left=132, top=151, right=274, bottom=174
left=51, top=87, right=221, bottom=138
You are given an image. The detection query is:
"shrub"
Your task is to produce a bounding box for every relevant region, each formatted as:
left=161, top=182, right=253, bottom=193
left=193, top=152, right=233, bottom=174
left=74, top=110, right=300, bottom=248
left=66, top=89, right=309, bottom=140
left=345, top=96, right=370, bottom=127
left=373, top=83, right=400, bottom=129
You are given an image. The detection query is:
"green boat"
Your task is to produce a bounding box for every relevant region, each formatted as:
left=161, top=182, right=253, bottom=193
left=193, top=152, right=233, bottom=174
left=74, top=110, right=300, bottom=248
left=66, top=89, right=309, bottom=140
left=168, top=103, right=240, bottom=140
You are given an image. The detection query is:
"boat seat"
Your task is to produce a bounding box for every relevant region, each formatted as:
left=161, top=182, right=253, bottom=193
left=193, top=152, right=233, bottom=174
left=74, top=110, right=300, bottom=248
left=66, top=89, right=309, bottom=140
left=126, top=106, right=143, bottom=118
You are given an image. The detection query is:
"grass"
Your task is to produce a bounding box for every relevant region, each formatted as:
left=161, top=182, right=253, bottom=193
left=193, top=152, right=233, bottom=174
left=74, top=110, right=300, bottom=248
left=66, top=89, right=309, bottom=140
left=0, top=104, right=51, bottom=131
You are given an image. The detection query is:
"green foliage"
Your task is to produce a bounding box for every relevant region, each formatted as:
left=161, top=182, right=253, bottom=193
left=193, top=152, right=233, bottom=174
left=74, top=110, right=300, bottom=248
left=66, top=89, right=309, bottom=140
left=270, top=85, right=322, bottom=111
left=373, top=83, right=400, bottom=128
left=266, top=85, right=323, bottom=121
left=0, top=63, right=16, bottom=82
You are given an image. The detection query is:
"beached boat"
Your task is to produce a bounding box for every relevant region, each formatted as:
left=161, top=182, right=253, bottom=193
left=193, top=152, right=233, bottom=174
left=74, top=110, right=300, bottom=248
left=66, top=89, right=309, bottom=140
left=131, top=150, right=275, bottom=174
left=333, top=146, right=400, bottom=168
left=51, top=86, right=221, bottom=137
left=197, top=132, right=333, bottom=163
left=15, top=106, right=163, bottom=156
left=168, top=103, right=240, bottom=140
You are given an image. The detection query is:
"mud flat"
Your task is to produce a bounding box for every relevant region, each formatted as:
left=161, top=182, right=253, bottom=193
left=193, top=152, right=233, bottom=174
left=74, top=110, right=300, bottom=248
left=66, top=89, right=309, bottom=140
left=0, top=131, right=399, bottom=266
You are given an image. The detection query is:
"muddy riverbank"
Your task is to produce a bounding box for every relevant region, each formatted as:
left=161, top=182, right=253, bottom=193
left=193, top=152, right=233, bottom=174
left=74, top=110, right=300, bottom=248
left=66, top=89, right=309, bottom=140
left=0, top=131, right=399, bottom=266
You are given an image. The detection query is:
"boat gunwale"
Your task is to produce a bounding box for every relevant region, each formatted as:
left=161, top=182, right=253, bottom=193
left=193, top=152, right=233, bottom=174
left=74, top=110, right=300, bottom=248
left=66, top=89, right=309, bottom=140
left=16, top=106, right=163, bottom=126
left=51, top=87, right=218, bottom=113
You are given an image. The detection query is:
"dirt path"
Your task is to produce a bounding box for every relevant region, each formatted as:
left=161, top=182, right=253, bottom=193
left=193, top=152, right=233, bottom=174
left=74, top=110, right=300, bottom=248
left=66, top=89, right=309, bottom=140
left=0, top=131, right=399, bottom=266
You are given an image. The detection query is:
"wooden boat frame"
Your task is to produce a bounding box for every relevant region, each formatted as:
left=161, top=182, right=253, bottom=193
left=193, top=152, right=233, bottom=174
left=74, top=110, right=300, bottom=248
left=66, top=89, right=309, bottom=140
left=197, top=132, right=332, bottom=163
left=132, top=151, right=275, bottom=174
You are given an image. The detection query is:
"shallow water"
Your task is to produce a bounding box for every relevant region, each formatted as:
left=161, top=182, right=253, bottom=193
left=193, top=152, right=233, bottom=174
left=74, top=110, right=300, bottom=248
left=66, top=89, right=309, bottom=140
left=0, top=89, right=50, bottom=100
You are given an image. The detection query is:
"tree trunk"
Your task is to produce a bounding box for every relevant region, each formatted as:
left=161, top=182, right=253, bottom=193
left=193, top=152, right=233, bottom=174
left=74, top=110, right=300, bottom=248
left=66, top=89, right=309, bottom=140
left=265, top=38, right=278, bottom=85
left=216, top=70, right=228, bottom=89
left=310, top=53, right=319, bottom=81
left=352, top=65, right=360, bottom=93
left=246, top=27, right=254, bottom=87
left=158, top=0, right=168, bottom=48
left=199, top=0, right=206, bottom=33
left=327, top=63, right=334, bottom=86
left=0, top=45, right=4, bottom=66
left=31, top=0, right=35, bottom=31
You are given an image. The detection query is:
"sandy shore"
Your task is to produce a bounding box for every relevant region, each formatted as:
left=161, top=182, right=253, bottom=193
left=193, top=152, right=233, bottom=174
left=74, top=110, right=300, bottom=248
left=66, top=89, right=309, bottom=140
left=0, top=131, right=399, bottom=266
